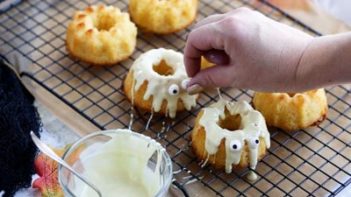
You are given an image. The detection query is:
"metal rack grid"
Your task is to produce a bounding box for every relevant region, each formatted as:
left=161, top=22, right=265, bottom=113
left=1, top=0, right=350, bottom=196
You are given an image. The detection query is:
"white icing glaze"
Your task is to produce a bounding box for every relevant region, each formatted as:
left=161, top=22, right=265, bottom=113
left=246, top=171, right=258, bottom=182
left=128, top=112, right=134, bottom=130
left=217, top=88, right=223, bottom=100
left=201, top=154, right=210, bottom=168
left=71, top=129, right=170, bottom=197
left=130, top=48, right=197, bottom=118
left=184, top=178, right=199, bottom=185
left=145, top=111, right=154, bottom=130
left=173, top=169, right=182, bottom=174
left=199, top=99, right=270, bottom=173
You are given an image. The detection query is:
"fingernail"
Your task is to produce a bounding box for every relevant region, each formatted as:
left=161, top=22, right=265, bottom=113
left=187, top=84, right=204, bottom=95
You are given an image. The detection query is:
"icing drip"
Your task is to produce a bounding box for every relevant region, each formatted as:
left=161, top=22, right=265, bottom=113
left=246, top=171, right=258, bottom=182
left=131, top=48, right=197, bottom=118
left=145, top=112, right=154, bottom=131
left=173, top=169, right=182, bottom=174
left=128, top=109, right=134, bottom=130
left=182, top=175, right=193, bottom=180
left=217, top=88, right=223, bottom=101
left=199, top=99, right=270, bottom=173
left=200, top=154, right=210, bottom=168
left=157, top=120, right=172, bottom=139
left=184, top=178, right=199, bottom=185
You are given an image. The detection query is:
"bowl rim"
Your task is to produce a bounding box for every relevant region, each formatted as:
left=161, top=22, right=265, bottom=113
left=58, top=129, right=173, bottom=197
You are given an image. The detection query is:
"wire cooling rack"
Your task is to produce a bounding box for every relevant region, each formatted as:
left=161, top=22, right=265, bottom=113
left=1, top=0, right=351, bottom=196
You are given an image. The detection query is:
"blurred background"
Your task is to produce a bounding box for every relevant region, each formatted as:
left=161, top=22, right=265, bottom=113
left=263, top=0, right=351, bottom=34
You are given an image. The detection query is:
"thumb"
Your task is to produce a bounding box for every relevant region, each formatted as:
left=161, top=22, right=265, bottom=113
left=187, top=65, right=234, bottom=94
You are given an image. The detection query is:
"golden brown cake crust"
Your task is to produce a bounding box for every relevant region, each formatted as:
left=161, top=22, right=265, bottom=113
left=129, top=0, right=198, bottom=34
left=191, top=111, right=268, bottom=170
left=65, top=41, right=131, bottom=67
left=66, top=5, right=137, bottom=66
left=253, top=89, right=328, bottom=131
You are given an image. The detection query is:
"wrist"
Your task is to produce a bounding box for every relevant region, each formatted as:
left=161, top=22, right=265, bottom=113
left=294, top=34, right=349, bottom=91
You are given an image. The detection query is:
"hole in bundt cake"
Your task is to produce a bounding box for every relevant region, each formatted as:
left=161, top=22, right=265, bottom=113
left=153, top=60, right=175, bottom=76
left=288, top=93, right=296, bottom=97
left=95, top=12, right=117, bottom=31
left=218, top=108, right=242, bottom=131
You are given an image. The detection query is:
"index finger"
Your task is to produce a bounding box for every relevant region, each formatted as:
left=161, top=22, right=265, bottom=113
left=184, top=24, right=224, bottom=77
left=193, top=14, right=224, bottom=29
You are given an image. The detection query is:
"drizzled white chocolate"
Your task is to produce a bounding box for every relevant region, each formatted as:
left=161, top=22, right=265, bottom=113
left=130, top=48, right=197, bottom=118
left=199, top=99, right=270, bottom=173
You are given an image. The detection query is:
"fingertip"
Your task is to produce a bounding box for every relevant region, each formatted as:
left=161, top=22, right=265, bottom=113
left=186, top=69, right=206, bottom=90
left=186, top=77, right=197, bottom=88
left=186, top=84, right=204, bottom=95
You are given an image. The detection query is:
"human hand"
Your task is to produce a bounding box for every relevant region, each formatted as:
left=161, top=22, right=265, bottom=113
left=184, top=7, right=314, bottom=94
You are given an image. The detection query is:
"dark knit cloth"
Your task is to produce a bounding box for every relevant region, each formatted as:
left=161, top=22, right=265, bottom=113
left=0, top=58, right=41, bottom=196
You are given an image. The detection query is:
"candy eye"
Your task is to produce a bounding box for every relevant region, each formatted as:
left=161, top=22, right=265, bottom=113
left=168, top=84, right=180, bottom=96
left=229, top=140, right=242, bottom=151
left=181, top=79, right=190, bottom=90
left=249, top=138, right=260, bottom=149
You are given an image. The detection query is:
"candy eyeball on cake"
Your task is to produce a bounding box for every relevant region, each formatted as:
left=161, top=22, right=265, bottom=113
left=123, top=48, right=199, bottom=118
left=248, top=138, right=260, bottom=149
left=168, top=84, right=180, bottom=96
left=168, top=78, right=192, bottom=96
left=229, top=140, right=242, bottom=152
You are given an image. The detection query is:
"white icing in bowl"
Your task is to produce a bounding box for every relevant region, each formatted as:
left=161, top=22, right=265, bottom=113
left=58, top=129, right=172, bottom=197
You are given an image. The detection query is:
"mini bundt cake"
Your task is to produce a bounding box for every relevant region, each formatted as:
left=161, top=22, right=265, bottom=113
left=66, top=4, right=137, bottom=66
left=124, top=48, right=198, bottom=118
left=252, top=89, right=328, bottom=131
left=192, top=99, right=270, bottom=174
left=129, top=0, right=198, bottom=34
left=201, top=56, right=214, bottom=69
